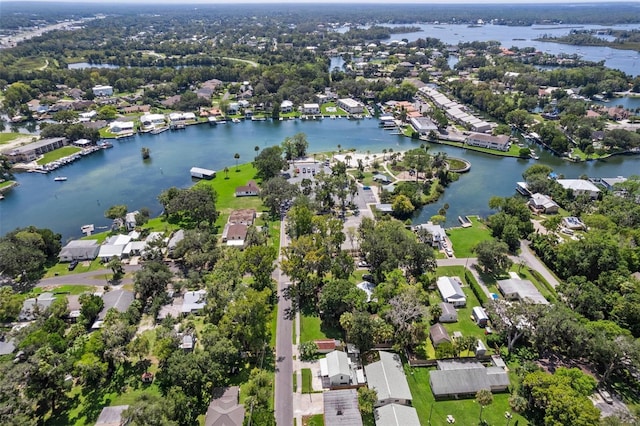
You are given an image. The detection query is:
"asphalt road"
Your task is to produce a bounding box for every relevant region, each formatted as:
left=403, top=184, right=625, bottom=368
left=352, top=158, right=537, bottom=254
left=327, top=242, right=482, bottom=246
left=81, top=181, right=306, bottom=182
left=518, top=240, right=561, bottom=288
left=274, top=221, right=293, bottom=426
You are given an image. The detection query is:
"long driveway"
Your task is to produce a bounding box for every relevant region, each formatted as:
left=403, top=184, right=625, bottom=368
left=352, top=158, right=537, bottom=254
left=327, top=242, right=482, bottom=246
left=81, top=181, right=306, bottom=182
left=274, top=221, right=293, bottom=426
left=518, top=240, right=561, bottom=288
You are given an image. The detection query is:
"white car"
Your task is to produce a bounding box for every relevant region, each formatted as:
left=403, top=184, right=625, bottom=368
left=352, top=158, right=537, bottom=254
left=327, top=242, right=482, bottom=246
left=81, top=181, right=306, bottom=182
left=599, top=389, right=614, bottom=404
left=445, top=248, right=453, bottom=257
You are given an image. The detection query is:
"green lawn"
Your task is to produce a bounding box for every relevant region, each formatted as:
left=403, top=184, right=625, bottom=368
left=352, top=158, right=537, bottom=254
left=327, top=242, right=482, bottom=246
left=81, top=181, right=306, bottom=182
left=406, top=367, right=528, bottom=426
left=301, top=368, right=313, bottom=394
left=0, top=132, right=25, bottom=144
left=446, top=216, right=493, bottom=258
left=302, top=414, right=324, bottom=426
left=433, top=266, right=490, bottom=348
left=44, top=258, right=106, bottom=278
left=196, top=163, right=265, bottom=223
left=37, top=147, right=82, bottom=165
left=0, top=180, right=17, bottom=189
left=300, top=313, right=342, bottom=343
left=321, top=102, right=347, bottom=117
left=27, top=285, right=96, bottom=297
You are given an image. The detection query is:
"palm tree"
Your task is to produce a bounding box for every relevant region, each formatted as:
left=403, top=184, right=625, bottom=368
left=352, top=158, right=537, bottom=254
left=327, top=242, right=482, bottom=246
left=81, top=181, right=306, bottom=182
left=234, top=153, right=240, bottom=171
left=254, top=145, right=260, bottom=158
left=223, top=166, right=229, bottom=179
left=337, top=144, right=342, bottom=153
left=382, top=148, right=387, bottom=160
left=141, top=147, right=150, bottom=160
left=345, top=154, right=352, bottom=167
left=476, top=389, right=493, bottom=423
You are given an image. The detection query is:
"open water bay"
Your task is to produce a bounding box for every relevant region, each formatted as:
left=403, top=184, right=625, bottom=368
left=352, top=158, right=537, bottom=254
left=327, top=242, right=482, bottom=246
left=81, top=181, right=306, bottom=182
left=1, top=119, right=638, bottom=241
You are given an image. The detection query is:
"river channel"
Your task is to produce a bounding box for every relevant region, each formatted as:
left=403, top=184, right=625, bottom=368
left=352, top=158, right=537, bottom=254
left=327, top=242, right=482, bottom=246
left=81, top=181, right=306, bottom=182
left=1, top=119, right=638, bottom=241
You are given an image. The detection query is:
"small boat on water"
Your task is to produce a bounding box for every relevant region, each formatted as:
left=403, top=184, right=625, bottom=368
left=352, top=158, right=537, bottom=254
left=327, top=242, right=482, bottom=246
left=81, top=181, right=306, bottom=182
left=54, top=176, right=67, bottom=181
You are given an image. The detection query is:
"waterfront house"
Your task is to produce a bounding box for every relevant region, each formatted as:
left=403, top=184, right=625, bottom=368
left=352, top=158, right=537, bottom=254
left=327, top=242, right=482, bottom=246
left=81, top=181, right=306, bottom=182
left=497, top=279, right=549, bottom=305
left=302, top=103, right=320, bottom=115
left=109, top=121, right=134, bottom=134
left=429, top=360, right=510, bottom=399
left=409, top=116, right=438, bottom=135
left=413, top=222, right=446, bottom=247
left=365, top=351, right=412, bottom=407
left=337, top=98, right=364, bottom=114
left=324, top=389, right=363, bottom=426
left=58, top=240, right=100, bottom=262
left=5, top=137, right=67, bottom=163
left=140, top=113, right=166, bottom=128
left=374, top=404, right=420, bottom=426
left=98, top=234, right=132, bottom=262
left=436, top=276, right=466, bottom=307
left=439, top=302, right=458, bottom=323
left=528, top=193, right=559, bottom=214
left=556, top=179, right=601, bottom=199
left=125, top=211, right=139, bottom=231
left=280, top=100, right=294, bottom=113
left=465, top=133, right=510, bottom=151
left=235, top=180, right=260, bottom=197
left=204, top=387, right=244, bottom=426
left=429, top=323, right=452, bottom=347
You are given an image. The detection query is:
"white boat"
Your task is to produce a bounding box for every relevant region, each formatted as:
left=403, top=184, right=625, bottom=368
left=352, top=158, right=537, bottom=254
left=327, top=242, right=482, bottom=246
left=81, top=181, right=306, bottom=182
left=54, top=176, right=67, bottom=181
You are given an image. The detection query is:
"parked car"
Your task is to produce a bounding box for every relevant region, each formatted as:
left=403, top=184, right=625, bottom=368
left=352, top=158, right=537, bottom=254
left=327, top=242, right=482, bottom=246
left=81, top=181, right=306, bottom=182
left=357, top=260, right=369, bottom=268
left=68, top=260, right=79, bottom=271
left=362, top=186, right=371, bottom=190
left=362, top=274, right=375, bottom=283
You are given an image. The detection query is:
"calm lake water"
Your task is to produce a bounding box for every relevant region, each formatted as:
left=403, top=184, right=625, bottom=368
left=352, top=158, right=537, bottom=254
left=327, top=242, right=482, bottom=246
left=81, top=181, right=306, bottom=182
left=385, top=23, right=640, bottom=76
left=1, top=119, right=638, bottom=241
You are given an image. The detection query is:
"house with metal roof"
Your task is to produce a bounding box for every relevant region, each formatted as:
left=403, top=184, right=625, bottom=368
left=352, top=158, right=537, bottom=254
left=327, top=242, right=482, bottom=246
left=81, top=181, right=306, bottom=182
left=58, top=239, right=100, bottom=262
left=182, top=289, right=207, bottom=315
left=429, top=360, right=511, bottom=399
left=20, top=292, right=56, bottom=321
left=556, top=179, right=601, bottom=199
left=365, top=351, right=412, bottom=407
left=497, top=279, right=549, bottom=305
left=320, top=350, right=352, bottom=387
left=438, top=302, right=458, bottom=323
left=528, top=193, right=559, bottom=214
left=324, top=389, right=363, bottom=426
left=436, top=276, right=466, bottom=307
left=374, top=403, right=420, bottom=426
left=92, top=289, right=134, bottom=329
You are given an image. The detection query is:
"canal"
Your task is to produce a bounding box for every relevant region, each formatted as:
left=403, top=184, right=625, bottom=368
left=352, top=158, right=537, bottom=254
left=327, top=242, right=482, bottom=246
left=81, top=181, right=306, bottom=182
left=1, top=118, right=638, bottom=240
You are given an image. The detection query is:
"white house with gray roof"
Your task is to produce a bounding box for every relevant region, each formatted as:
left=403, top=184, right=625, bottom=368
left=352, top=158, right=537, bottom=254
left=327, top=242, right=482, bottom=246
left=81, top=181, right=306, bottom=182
left=374, top=403, right=420, bottom=426
left=436, top=276, right=466, bottom=307
left=364, top=351, right=412, bottom=407
left=58, top=239, right=100, bottom=262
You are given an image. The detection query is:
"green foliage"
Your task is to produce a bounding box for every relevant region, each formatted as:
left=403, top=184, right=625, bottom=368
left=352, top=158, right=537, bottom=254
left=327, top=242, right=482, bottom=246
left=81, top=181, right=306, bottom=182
left=104, top=204, right=128, bottom=220
left=466, top=270, right=488, bottom=306
left=158, top=185, right=218, bottom=229
left=0, top=286, right=22, bottom=322
left=0, top=226, right=61, bottom=287
left=298, top=341, right=318, bottom=361
left=253, top=145, right=287, bottom=180
left=358, top=387, right=378, bottom=415
left=473, top=240, right=512, bottom=276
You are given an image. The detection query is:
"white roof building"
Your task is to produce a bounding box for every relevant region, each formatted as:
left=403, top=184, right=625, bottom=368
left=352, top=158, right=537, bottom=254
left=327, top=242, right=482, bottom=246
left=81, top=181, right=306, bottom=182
left=556, top=179, right=601, bottom=199
left=374, top=404, right=421, bottom=426
left=436, top=276, right=466, bottom=307
left=497, top=279, right=549, bottom=305
left=365, top=351, right=412, bottom=407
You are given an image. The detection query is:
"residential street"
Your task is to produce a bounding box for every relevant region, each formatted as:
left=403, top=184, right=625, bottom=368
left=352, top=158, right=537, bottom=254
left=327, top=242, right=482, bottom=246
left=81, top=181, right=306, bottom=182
left=274, top=221, right=293, bottom=426
left=518, top=240, right=561, bottom=288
